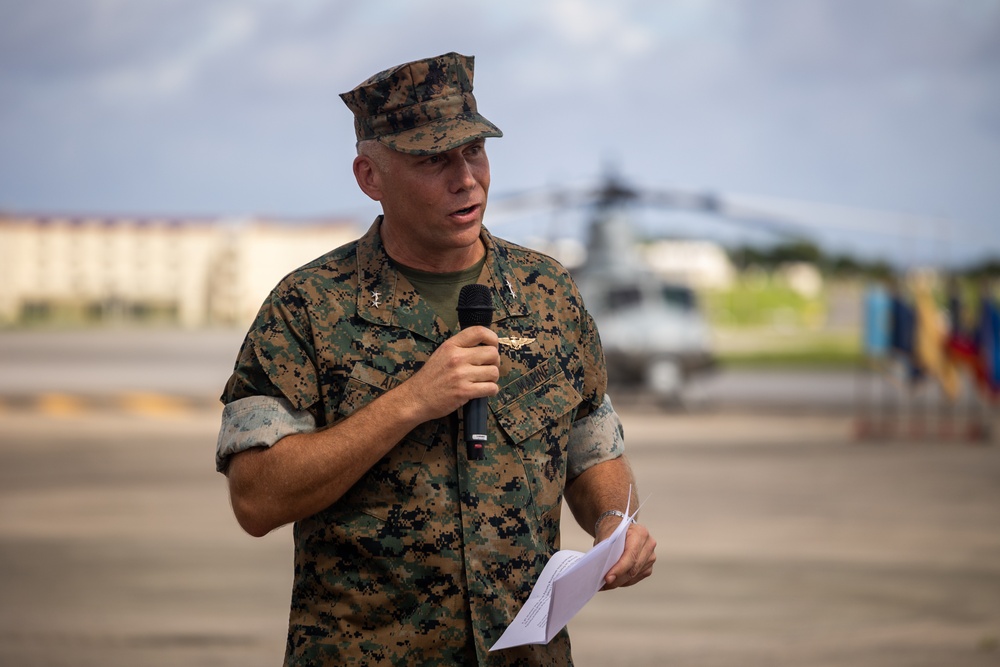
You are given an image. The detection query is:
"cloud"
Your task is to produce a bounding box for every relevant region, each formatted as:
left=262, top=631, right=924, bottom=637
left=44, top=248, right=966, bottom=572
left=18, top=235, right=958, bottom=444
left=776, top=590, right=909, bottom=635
left=103, top=3, right=259, bottom=98
left=0, top=0, right=998, bottom=263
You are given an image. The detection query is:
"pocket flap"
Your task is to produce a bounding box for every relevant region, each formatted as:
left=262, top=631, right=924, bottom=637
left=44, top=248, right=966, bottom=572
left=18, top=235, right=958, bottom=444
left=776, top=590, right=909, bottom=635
left=338, top=363, right=401, bottom=418
left=493, top=357, right=581, bottom=444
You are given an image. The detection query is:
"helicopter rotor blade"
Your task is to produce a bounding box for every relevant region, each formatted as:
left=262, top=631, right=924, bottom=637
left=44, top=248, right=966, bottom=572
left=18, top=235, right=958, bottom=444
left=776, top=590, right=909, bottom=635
left=490, top=170, right=953, bottom=244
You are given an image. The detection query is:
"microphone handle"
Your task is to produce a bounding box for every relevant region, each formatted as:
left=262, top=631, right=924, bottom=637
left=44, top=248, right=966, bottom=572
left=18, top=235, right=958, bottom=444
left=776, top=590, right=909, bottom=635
left=464, top=396, right=488, bottom=460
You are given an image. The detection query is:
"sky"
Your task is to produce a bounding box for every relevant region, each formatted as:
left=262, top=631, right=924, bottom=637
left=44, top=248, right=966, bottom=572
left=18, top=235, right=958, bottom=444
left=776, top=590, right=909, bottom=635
left=1, top=0, right=999, bottom=268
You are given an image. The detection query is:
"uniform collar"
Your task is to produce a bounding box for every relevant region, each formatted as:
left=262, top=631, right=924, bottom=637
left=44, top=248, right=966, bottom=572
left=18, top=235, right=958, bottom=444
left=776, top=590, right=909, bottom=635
left=355, top=217, right=529, bottom=340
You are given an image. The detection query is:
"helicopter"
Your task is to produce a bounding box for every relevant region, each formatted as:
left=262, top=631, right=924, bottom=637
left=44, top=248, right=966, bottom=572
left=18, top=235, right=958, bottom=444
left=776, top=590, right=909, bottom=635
left=490, top=168, right=814, bottom=405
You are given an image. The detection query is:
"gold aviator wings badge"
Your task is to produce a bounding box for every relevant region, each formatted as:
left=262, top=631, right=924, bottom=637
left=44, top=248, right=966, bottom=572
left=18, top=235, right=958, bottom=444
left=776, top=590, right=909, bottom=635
left=498, top=336, right=536, bottom=350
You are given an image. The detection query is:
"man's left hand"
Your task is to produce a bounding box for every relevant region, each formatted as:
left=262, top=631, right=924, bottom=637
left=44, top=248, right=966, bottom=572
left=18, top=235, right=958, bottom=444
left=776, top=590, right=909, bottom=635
left=598, top=520, right=656, bottom=590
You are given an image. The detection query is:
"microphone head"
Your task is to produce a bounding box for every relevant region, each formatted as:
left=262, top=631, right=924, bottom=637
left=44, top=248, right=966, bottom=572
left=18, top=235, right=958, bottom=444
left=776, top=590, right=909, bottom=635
left=457, top=283, right=494, bottom=328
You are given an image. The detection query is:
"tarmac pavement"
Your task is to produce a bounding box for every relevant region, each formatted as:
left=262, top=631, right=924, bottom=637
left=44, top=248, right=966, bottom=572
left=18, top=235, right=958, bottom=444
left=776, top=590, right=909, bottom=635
left=1, top=404, right=998, bottom=666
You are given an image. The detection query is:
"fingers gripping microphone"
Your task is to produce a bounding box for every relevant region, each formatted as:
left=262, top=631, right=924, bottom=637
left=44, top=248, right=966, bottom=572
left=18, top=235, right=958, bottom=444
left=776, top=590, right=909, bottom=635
left=456, top=283, right=494, bottom=460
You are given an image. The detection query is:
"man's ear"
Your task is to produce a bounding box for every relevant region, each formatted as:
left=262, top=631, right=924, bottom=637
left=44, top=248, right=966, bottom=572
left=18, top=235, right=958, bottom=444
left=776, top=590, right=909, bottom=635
left=353, top=155, right=383, bottom=202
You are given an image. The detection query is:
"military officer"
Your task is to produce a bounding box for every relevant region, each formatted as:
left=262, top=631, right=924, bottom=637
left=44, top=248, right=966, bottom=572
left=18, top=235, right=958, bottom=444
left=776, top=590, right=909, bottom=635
left=217, top=52, right=656, bottom=666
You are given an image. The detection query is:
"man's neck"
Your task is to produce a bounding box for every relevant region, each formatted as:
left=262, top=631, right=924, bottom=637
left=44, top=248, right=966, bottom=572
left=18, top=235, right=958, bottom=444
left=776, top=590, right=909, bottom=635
left=379, top=219, right=485, bottom=273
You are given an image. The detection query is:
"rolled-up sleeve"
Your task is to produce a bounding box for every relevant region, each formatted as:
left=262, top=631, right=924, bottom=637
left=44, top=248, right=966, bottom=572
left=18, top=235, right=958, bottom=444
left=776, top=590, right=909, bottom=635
left=216, top=395, right=317, bottom=473
left=566, top=393, right=625, bottom=480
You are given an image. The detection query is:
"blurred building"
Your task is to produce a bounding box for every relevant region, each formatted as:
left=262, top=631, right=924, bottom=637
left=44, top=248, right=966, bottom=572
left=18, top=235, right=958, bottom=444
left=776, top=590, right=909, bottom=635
left=777, top=261, right=824, bottom=297
left=0, top=213, right=360, bottom=328
left=641, top=239, right=736, bottom=290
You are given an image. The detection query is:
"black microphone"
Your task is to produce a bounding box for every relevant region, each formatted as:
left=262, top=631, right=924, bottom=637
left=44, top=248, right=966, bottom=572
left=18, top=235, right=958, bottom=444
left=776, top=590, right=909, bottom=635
left=456, top=283, right=494, bottom=460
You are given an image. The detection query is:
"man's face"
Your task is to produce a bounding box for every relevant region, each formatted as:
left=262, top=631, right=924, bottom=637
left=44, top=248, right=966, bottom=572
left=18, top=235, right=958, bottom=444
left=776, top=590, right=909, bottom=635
left=376, top=139, right=491, bottom=263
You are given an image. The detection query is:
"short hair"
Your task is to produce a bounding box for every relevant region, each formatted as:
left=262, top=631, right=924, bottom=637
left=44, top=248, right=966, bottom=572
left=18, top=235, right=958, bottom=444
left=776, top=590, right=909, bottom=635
left=357, top=139, right=391, bottom=174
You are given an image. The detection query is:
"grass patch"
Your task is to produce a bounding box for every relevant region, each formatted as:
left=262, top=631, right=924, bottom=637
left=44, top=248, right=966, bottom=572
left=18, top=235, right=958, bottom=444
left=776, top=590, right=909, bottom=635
left=714, top=328, right=862, bottom=369
left=719, top=347, right=863, bottom=368
left=703, top=278, right=825, bottom=329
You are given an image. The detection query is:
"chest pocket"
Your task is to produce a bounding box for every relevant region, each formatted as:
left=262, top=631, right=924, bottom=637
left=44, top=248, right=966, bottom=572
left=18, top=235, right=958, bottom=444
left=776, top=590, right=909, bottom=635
left=339, top=362, right=400, bottom=409
left=492, top=356, right=582, bottom=520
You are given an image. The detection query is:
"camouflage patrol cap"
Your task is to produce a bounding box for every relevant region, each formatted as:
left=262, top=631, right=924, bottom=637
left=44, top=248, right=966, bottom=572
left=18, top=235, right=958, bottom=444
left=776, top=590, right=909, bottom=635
left=339, top=52, right=502, bottom=155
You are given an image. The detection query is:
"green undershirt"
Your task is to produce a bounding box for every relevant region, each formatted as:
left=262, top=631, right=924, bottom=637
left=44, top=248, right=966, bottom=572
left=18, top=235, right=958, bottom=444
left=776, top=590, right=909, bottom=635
left=396, top=257, right=486, bottom=332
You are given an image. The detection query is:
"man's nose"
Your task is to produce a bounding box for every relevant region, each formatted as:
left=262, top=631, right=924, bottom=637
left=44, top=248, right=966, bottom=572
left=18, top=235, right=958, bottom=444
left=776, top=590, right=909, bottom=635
left=449, top=156, right=477, bottom=192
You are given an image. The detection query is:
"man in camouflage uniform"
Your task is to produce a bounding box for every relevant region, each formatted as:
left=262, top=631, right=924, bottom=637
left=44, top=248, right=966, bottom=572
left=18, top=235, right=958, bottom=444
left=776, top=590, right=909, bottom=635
left=216, top=52, right=656, bottom=666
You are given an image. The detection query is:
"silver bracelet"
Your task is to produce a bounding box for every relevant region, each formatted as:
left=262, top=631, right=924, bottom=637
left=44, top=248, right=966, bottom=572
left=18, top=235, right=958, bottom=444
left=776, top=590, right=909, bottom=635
left=594, top=509, right=633, bottom=535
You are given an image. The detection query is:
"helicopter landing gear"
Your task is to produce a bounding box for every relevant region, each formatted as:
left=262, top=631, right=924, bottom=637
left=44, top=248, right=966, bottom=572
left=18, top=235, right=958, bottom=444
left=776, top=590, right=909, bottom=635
left=648, top=358, right=683, bottom=406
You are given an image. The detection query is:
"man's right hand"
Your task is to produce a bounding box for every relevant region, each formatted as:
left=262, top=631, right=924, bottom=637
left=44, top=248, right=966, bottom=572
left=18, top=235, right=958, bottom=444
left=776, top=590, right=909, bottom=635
left=400, top=325, right=500, bottom=423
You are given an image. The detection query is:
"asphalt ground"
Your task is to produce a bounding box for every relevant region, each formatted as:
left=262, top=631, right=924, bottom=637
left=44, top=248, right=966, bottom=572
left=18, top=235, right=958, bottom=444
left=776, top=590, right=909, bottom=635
left=1, top=329, right=999, bottom=666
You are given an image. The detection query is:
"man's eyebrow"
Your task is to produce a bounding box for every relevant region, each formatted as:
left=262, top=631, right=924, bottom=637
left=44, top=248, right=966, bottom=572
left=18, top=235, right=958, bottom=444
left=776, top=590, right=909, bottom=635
left=401, top=151, right=440, bottom=164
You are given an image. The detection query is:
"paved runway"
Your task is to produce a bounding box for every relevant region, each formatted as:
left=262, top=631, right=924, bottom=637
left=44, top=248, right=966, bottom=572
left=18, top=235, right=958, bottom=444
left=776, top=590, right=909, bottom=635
left=1, top=330, right=998, bottom=665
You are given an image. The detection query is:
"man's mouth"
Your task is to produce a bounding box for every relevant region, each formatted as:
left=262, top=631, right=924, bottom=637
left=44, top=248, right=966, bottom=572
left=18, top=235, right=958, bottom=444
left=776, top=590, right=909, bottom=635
left=452, top=205, right=478, bottom=217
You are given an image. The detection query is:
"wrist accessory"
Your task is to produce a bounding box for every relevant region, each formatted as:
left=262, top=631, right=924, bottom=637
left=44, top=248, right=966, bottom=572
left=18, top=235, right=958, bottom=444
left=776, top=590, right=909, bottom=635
left=594, top=509, right=634, bottom=535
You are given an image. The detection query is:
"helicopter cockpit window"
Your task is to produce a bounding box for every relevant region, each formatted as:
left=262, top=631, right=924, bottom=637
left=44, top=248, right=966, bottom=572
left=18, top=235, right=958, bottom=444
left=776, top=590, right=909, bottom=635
left=606, top=285, right=643, bottom=312
left=662, top=285, right=696, bottom=311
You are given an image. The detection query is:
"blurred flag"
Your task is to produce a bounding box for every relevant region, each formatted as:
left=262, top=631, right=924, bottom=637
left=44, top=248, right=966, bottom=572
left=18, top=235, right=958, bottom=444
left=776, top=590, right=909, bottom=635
left=863, top=283, right=891, bottom=359
left=890, top=292, right=923, bottom=383
left=913, top=281, right=959, bottom=400
left=980, top=298, right=1000, bottom=396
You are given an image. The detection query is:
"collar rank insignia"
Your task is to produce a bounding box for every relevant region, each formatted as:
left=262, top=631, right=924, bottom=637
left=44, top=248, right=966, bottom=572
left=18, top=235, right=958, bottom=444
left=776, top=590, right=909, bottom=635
left=498, top=336, right=535, bottom=350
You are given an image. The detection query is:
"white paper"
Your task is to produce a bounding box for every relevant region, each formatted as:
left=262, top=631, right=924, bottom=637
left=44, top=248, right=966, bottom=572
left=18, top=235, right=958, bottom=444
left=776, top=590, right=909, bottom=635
left=490, top=495, right=636, bottom=651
